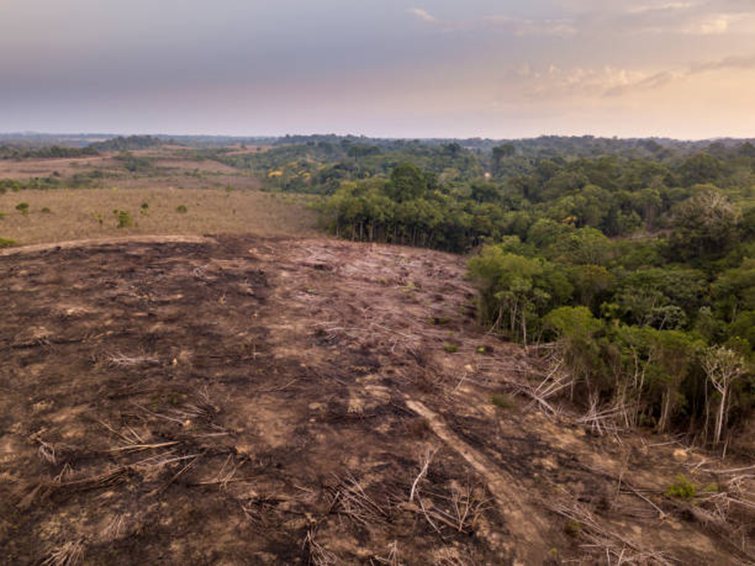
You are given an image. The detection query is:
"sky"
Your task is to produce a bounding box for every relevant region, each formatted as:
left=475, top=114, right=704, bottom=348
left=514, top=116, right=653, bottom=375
left=1, top=0, right=754, bottom=139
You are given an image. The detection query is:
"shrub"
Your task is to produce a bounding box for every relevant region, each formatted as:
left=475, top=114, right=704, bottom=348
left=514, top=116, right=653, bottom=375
left=176, top=204, right=188, bottom=214
left=41, top=207, right=51, bottom=214
left=140, top=202, right=149, bottom=215
left=666, top=475, right=697, bottom=499
left=0, top=237, right=16, bottom=248
left=15, top=203, right=29, bottom=215
left=443, top=342, right=459, bottom=353
left=112, top=209, right=134, bottom=228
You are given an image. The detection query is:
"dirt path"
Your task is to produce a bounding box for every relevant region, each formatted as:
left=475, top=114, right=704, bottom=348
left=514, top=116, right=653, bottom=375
left=404, top=398, right=550, bottom=564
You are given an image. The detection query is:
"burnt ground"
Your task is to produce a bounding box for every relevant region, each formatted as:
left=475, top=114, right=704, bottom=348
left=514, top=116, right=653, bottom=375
left=0, top=235, right=753, bottom=565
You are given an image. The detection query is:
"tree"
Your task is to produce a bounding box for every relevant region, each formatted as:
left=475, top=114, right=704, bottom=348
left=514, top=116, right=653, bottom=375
left=678, top=153, right=723, bottom=187
left=468, top=249, right=566, bottom=345
left=668, top=190, right=740, bottom=262
left=702, top=346, right=748, bottom=445
left=386, top=162, right=427, bottom=202
left=651, top=331, right=702, bottom=433
left=491, top=144, right=515, bottom=176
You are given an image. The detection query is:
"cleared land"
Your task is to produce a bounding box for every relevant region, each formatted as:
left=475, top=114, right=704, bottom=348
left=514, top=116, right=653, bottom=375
left=1, top=235, right=752, bottom=564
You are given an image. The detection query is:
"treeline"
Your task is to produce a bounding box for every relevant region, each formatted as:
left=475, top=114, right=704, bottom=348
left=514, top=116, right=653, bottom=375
left=0, top=144, right=99, bottom=160
left=320, top=148, right=755, bottom=251
left=464, top=199, right=753, bottom=445
left=88, top=135, right=161, bottom=152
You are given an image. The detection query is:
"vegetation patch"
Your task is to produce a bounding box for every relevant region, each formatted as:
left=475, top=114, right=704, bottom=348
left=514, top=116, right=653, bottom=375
left=666, top=475, right=698, bottom=499
left=112, top=209, right=134, bottom=228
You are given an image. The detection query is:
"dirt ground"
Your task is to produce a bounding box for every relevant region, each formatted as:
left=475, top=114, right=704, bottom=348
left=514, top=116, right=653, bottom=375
left=1, top=235, right=753, bottom=565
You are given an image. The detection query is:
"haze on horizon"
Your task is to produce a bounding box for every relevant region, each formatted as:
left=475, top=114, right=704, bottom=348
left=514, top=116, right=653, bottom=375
left=1, top=0, right=754, bottom=140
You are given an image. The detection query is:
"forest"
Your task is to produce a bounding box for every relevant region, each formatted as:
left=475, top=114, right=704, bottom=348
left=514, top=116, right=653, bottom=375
left=223, top=136, right=754, bottom=447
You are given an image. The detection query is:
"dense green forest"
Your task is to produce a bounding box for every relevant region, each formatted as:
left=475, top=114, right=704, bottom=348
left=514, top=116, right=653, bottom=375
left=223, top=136, right=754, bottom=446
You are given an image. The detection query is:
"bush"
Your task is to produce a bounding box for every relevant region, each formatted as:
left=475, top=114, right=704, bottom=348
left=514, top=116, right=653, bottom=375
left=443, top=342, right=459, bottom=353
left=0, top=237, right=16, bottom=248
left=15, top=203, right=29, bottom=215
left=112, top=209, right=134, bottom=228
left=666, top=475, right=697, bottom=499
left=41, top=207, right=51, bottom=214
left=176, top=204, right=188, bottom=214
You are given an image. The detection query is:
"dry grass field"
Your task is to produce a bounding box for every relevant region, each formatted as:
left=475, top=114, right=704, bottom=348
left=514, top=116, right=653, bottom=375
left=0, top=145, right=321, bottom=246
left=0, top=188, right=320, bottom=246
left=0, top=146, right=262, bottom=188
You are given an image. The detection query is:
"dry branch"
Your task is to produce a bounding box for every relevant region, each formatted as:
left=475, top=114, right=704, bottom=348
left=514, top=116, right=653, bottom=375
left=546, top=498, right=676, bottom=565
left=303, top=528, right=338, bottom=566
left=42, top=538, right=86, bottom=566
left=328, top=472, right=389, bottom=527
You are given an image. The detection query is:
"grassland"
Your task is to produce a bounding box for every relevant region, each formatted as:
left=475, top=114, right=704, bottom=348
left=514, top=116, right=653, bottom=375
left=0, top=146, right=320, bottom=246
left=0, top=188, right=319, bottom=245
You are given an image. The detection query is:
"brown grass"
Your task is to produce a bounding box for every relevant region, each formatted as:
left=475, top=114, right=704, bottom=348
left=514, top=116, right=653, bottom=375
left=0, top=156, right=119, bottom=179
left=0, top=188, right=320, bottom=245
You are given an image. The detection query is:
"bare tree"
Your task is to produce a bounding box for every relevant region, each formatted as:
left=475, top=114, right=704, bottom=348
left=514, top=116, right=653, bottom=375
left=702, top=346, right=747, bottom=445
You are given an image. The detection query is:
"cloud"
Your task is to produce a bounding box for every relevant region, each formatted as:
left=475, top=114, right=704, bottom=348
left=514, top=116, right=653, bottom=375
left=484, top=15, right=577, bottom=37
left=690, top=54, right=755, bottom=73
left=409, top=8, right=437, bottom=24
left=511, top=51, right=755, bottom=102
left=554, top=0, right=755, bottom=36
left=604, top=71, right=676, bottom=97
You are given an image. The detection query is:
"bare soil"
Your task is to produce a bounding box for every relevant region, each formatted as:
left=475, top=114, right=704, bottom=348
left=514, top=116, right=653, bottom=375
left=1, top=236, right=753, bottom=565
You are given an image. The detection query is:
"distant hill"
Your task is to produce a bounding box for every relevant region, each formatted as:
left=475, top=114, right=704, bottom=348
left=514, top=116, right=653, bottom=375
left=88, top=135, right=162, bottom=152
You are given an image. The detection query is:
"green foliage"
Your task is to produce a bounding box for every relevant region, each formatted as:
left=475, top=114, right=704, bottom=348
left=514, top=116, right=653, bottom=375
left=41, top=207, right=51, bottom=214
left=15, top=202, right=29, bottom=215
left=176, top=205, right=188, bottom=214
left=666, top=475, right=698, bottom=499
left=387, top=162, right=428, bottom=202
left=0, top=237, right=16, bottom=247
left=443, top=342, right=459, bottom=353
left=112, top=209, right=133, bottom=228
left=115, top=151, right=155, bottom=174
left=89, top=135, right=160, bottom=152
left=668, top=190, right=740, bottom=262
left=469, top=247, right=572, bottom=343
left=491, top=394, right=514, bottom=409
left=0, top=144, right=98, bottom=160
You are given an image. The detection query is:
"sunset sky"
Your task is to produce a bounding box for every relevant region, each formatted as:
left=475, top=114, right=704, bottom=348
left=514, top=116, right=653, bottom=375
left=1, top=0, right=754, bottom=138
